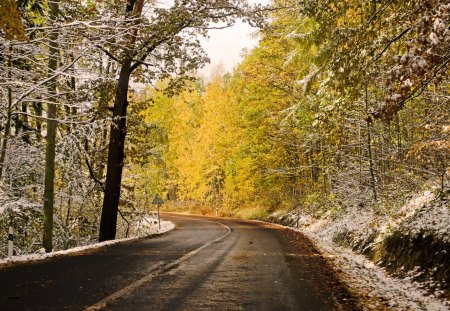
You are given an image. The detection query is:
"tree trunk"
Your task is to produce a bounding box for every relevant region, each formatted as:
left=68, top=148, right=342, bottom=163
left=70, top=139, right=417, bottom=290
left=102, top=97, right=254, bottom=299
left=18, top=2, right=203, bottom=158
left=358, top=114, right=362, bottom=187
left=33, top=102, right=43, bottom=139
left=65, top=53, right=77, bottom=134
left=0, top=45, right=12, bottom=179
left=365, top=86, right=378, bottom=201
left=98, top=0, right=144, bottom=242
left=365, top=1, right=378, bottom=201
left=21, top=102, right=30, bottom=143
left=99, top=60, right=131, bottom=241
left=395, top=113, right=403, bottom=158
left=42, top=0, right=59, bottom=252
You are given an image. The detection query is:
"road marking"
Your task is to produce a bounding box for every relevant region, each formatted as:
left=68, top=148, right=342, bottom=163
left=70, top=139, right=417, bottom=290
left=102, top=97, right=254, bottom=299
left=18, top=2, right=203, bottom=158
left=85, top=218, right=231, bottom=311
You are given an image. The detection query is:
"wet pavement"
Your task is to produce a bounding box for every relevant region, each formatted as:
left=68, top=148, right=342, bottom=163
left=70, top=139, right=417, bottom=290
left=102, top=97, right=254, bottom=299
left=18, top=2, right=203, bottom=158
left=0, top=214, right=360, bottom=310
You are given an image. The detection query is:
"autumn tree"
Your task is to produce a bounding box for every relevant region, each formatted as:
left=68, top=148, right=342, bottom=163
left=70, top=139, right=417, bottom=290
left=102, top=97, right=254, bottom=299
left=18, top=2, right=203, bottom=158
left=131, top=0, right=448, bottom=220
left=94, top=0, right=264, bottom=241
left=0, top=0, right=26, bottom=40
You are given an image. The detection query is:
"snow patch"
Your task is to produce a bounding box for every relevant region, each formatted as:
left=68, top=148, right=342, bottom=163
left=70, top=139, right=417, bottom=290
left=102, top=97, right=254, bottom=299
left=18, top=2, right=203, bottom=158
left=399, top=194, right=450, bottom=242
left=301, top=228, right=449, bottom=310
left=270, top=188, right=450, bottom=309
left=377, top=191, right=436, bottom=242
left=0, top=217, right=175, bottom=266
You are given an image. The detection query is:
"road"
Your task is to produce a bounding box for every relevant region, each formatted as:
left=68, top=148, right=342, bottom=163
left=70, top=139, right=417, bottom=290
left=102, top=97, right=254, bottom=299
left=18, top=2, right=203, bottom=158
left=0, top=214, right=360, bottom=310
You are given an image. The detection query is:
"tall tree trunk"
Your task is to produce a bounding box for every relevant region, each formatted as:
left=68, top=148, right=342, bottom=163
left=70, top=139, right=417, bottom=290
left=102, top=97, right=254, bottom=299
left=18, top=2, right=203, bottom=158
left=42, top=0, right=59, bottom=252
left=21, top=102, right=30, bottom=143
left=0, top=44, right=12, bottom=179
left=365, top=85, right=378, bottom=201
left=33, top=102, right=43, bottom=139
left=65, top=53, right=77, bottom=134
left=395, top=112, right=402, bottom=158
left=98, top=0, right=144, bottom=241
left=358, top=114, right=362, bottom=187
left=367, top=1, right=378, bottom=201
left=99, top=60, right=131, bottom=242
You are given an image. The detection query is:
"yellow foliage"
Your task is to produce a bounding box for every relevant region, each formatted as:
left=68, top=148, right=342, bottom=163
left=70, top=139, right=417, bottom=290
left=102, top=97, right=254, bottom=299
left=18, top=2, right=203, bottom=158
left=0, top=0, right=27, bottom=40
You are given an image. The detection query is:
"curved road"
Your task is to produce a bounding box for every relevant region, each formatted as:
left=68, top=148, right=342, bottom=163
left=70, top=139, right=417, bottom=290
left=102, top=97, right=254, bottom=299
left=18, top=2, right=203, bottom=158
left=0, top=214, right=360, bottom=310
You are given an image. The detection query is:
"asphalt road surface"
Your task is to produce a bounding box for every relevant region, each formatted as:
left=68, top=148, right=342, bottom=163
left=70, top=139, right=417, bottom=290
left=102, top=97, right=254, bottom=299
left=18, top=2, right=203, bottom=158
left=0, top=214, right=360, bottom=310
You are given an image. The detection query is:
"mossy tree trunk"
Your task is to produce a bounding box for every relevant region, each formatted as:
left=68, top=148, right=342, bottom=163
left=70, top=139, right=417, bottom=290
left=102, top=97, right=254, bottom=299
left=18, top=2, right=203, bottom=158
left=42, top=0, right=59, bottom=253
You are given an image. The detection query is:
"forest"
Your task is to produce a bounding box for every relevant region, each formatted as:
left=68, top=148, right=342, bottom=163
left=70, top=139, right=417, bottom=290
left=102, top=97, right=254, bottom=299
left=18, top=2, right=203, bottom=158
left=0, top=0, right=449, bottom=300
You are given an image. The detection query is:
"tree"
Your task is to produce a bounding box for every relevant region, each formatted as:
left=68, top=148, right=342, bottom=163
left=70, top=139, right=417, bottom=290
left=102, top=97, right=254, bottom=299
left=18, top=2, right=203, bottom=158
left=129, top=0, right=448, bottom=220
left=1, top=0, right=124, bottom=252
left=98, top=0, right=264, bottom=241
left=0, top=0, right=26, bottom=40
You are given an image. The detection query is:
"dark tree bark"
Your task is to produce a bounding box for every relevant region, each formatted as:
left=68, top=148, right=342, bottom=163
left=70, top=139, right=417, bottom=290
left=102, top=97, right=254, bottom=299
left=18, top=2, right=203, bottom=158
left=99, top=0, right=144, bottom=241
left=98, top=59, right=131, bottom=241
left=98, top=0, right=253, bottom=241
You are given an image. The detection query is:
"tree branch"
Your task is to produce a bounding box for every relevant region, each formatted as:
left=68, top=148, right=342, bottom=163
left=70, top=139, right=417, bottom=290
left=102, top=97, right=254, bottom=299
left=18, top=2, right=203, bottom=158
left=118, top=208, right=130, bottom=237
left=95, top=45, right=121, bottom=64
left=130, top=37, right=168, bottom=73
left=374, top=27, right=411, bottom=61
left=368, top=0, right=394, bottom=25
left=374, top=53, right=450, bottom=119
left=13, top=48, right=88, bottom=110
left=84, top=139, right=105, bottom=191
left=397, top=54, right=450, bottom=105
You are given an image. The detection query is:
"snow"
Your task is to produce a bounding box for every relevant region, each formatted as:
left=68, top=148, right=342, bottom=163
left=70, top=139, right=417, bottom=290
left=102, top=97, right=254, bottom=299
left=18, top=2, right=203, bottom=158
left=269, top=188, right=450, bottom=310
left=290, top=188, right=449, bottom=250
left=429, top=32, right=440, bottom=45
left=399, top=196, right=450, bottom=242
left=0, top=217, right=175, bottom=266
left=260, top=218, right=450, bottom=310
left=301, top=230, right=449, bottom=310
left=376, top=190, right=436, bottom=242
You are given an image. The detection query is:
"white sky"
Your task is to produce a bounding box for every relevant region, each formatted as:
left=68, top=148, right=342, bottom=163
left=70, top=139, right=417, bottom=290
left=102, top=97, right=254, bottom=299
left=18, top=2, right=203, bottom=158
left=199, top=0, right=270, bottom=77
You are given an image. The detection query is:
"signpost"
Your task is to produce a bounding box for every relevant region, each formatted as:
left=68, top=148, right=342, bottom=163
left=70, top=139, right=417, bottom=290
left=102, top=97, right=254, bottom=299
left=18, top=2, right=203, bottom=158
left=152, top=194, right=164, bottom=230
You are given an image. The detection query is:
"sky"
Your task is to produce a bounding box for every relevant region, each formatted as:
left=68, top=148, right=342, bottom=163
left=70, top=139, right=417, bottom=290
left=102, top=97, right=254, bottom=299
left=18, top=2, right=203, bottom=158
left=199, top=0, right=270, bottom=77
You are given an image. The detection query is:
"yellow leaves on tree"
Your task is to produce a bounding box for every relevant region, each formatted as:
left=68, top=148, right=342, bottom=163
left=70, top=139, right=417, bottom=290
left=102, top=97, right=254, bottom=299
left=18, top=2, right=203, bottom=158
left=167, top=77, right=242, bottom=205
left=0, top=0, right=27, bottom=40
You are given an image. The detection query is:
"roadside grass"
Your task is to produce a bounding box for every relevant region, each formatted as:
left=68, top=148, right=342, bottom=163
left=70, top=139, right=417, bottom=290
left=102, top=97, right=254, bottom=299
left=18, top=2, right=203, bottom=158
left=162, top=201, right=218, bottom=216
left=234, top=206, right=270, bottom=220
left=161, top=201, right=272, bottom=221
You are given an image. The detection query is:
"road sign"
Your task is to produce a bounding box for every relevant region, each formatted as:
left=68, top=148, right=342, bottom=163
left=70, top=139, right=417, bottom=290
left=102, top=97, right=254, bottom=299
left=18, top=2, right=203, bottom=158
left=152, top=194, right=163, bottom=230
left=152, top=194, right=164, bottom=205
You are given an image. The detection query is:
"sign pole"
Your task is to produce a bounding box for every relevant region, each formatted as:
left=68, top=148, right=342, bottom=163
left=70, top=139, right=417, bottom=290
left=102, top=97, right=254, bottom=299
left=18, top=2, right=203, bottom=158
left=152, top=194, right=164, bottom=231
left=157, top=204, right=161, bottom=230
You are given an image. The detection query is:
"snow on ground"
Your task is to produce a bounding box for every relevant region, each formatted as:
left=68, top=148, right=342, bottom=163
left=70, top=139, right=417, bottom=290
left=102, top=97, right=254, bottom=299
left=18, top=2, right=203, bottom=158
left=258, top=216, right=449, bottom=309
left=272, top=188, right=450, bottom=310
left=399, top=193, right=450, bottom=243
left=302, top=228, right=450, bottom=311
left=0, top=217, right=174, bottom=266
left=289, top=189, right=449, bottom=247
